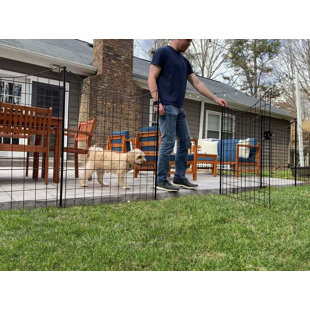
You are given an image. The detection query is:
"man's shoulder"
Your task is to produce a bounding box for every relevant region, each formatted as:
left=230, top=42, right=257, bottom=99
left=152, top=46, right=170, bottom=65
left=155, top=45, right=170, bottom=54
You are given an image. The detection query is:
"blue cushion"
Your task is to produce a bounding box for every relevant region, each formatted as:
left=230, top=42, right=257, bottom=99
left=110, top=130, right=130, bottom=139
left=217, top=138, right=257, bottom=163
left=198, top=157, right=216, bottom=162
left=139, top=127, right=160, bottom=154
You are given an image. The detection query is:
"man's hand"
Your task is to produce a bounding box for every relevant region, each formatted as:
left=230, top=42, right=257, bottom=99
left=188, top=74, right=228, bottom=107
left=154, top=103, right=165, bottom=116
left=214, top=97, right=227, bottom=107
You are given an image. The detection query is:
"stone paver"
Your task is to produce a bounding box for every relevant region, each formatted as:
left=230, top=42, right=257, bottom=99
left=0, top=166, right=302, bottom=210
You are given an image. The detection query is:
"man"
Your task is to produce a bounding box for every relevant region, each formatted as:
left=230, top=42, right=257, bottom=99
left=148, top=39, right=227, bottom=192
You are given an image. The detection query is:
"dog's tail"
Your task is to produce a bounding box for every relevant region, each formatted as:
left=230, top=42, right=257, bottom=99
left=86, top=145, right=104, bottom=158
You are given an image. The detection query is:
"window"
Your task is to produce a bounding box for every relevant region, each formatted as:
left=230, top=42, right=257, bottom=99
left=0, top=80, right=24, bottom=145
left=222, top=114, right=234, bottom=139
left=0, top=80, right=22, bottom=104
left=205, top=111, right=235, bottom=139
left=206, top=113, right=221, bottom=139
left=31, top=82, right=64, bottom=117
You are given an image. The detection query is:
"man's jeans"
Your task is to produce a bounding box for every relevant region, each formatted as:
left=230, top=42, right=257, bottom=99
left=157, top=104, right=191, bottom=182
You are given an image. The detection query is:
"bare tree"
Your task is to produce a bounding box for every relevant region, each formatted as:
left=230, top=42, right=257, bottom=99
left=293, top=40, right=310, bottom=102
left=134, top=39, right=231, bottom=80
left=272, top=40, right=310, bottom=119
left=186, top=39, right=231, bottom=78
left=134, top=39, right=170, bottom=60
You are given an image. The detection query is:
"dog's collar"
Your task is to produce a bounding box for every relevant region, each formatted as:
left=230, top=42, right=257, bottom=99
left=127, top=162, right=134, bottom=169
left=126, top=154, right=134, bottom=169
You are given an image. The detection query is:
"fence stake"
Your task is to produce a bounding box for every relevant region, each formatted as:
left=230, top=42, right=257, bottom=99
left=260, top=99, right=264, bottom=189
left=219, top=107, right=224, bottom=194
left=59, top=67, right=66, bottom=207
left=154, top=91, right=160, bottom=200
left=295, top=119, right=297, bottom=186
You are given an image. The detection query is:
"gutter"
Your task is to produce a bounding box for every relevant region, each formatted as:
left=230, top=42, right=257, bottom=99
left=0, top=44, right=97, bottom=76
left=133, top=76, right=295, bottom=121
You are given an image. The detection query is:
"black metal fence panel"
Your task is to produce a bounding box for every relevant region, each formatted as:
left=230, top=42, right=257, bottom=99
left=0, top=68, right=66, bottom=209
left=1, top=68, right=309, bottom=211
left=0, top=68, right=158, bottom=210
left=220, top=90, right=273, bottom=207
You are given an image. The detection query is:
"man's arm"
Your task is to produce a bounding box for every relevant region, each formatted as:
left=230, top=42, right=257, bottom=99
left=188, top=73, right=227, bottom=107
left=148, top=64, right=161, bottom=101
left=148, top=64, right=165, bottom=115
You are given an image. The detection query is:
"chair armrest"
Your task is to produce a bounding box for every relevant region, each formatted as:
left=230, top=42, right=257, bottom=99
left=64, top=132, right=76, bottom=138
left=190, top=138, right=198, bottom=158
left=63, top=128, right=93, bottom=136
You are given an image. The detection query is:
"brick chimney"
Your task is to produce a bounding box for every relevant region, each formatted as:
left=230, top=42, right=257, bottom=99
left=79, top=39, right=143, bottom=147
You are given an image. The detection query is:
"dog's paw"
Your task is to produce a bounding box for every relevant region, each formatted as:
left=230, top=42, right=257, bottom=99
left=122, top=186, right=130, bottom=190
left=99, top=181, right=109, bottom=187
left=80, top=182, right=88, bottom=187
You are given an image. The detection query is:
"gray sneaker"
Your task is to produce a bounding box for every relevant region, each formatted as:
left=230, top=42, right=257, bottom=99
left=173, top=178, right=198, bottom=189
left=156, top=180, right=179, bottom=192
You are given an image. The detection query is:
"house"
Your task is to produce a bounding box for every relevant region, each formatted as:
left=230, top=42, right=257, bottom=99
left=0, top=39, right=295, bottom=167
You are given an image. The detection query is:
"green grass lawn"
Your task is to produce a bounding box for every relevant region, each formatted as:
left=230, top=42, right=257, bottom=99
left=1, top=185, right=310, bottom=271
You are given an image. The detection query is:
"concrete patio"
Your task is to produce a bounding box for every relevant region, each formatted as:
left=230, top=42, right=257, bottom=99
left=0, top=162, right=302, bottom=211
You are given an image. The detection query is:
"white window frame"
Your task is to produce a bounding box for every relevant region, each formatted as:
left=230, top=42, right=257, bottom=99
left=222, top=113, right=235, bottom=139
left=205, top=110, right=235, bottom=139
left=205, top=111, right=221, bottom=139
left=0, top=79, right=27, bottom=105
left=0, top=68, right=70, bottom=158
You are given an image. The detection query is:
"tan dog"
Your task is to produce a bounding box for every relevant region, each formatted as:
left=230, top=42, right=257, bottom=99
left=80, top=146, right=146, bottom=189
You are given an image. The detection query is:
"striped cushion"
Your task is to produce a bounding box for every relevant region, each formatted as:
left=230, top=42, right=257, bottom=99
left=110, top=130, right=131, bottom=152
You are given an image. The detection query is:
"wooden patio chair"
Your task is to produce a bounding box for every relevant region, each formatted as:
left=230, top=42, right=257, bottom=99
left=195, top=140, right=218, bottom=177
left=0, top=102, right=52, bottom=185
left=133, top=126, right=198, bottom=180
left=63, top=118, right=96, bottom=178
left=134, top=127, right=160, bottom=177
left=106, top=130, right=132, bottom=153
left=218, top=138, right=261, bottom=178
left=168, top=138, right=198, bottom=181
left=25, top=118, right=96, bottom=179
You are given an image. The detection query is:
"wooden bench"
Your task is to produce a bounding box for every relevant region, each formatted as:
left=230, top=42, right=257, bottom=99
left=0, top=102, right=52, bottom=185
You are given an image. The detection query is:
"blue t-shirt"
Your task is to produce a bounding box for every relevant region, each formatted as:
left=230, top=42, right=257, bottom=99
left=151, top=45, right=193, bottom=108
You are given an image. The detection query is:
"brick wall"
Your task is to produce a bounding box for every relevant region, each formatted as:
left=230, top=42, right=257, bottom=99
left=79, top=39, right=143, bottom=148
